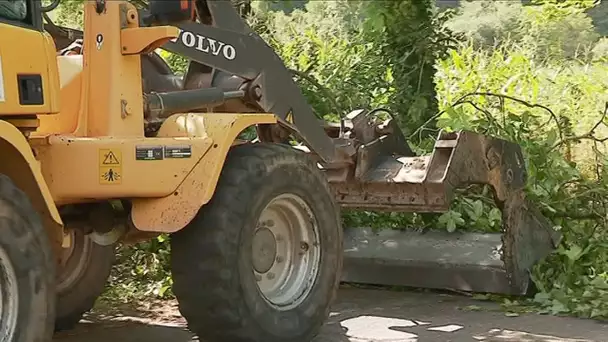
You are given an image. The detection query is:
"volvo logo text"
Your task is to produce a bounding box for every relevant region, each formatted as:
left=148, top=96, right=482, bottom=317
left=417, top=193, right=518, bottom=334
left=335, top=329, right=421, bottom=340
left=171, top=29, right=236, bottom=61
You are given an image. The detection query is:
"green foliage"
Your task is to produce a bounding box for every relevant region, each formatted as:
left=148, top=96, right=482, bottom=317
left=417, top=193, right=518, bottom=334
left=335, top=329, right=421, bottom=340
left=48, top=0, right=148, bottom=29
left=49, top=0, right=85, bottom=28
left=434, top=21, right=608, bottom=319
left=250, top=0, right=389, bottom=121
left=156, top=50, right=189, bottom=75
left=103, top=236, right=174, bottom=302
left=361, top=0, right=453, bottom=135
left=446, top=1, right=600, bottom=62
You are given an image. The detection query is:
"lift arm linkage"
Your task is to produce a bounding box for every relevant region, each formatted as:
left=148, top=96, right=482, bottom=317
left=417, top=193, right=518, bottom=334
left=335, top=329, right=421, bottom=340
left=158, top=0, right=350, bottom=166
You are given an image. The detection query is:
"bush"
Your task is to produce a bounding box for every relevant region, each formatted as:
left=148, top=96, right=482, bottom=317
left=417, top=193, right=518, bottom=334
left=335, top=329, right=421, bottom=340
left=435, top=26, right=608, bottom=321
left=446, top=1, right=600, bottom=63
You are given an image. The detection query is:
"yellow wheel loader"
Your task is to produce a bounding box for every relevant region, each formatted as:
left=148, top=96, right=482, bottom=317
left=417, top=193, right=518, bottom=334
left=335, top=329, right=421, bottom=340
left=0, top=0, right=559, bottom=341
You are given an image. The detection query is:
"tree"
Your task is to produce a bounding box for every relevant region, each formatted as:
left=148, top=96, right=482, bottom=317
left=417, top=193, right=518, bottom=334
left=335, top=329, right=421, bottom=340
left=362, top=0, right=454, bottom=138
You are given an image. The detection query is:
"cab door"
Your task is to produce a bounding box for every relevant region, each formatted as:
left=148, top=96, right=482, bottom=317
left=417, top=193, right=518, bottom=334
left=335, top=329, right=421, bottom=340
left=0, top=0, right=60, bottom=115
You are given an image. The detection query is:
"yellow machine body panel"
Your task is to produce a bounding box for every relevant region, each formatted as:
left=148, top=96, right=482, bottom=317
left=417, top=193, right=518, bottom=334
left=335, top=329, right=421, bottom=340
left=0, top=120, right=63, bottom=254
left=131, top=113, right=277, bottom=232
left=0, top=23, right=60, bottom=115
left=36, top=55, right=83, bottom=134
left=32, top=113, right=276, bottom=221
left=0, top=18, right=63, bottom=256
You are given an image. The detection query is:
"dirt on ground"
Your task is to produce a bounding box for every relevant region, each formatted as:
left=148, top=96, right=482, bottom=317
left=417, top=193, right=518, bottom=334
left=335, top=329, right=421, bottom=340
left=53, top=287, right=608, bottom=342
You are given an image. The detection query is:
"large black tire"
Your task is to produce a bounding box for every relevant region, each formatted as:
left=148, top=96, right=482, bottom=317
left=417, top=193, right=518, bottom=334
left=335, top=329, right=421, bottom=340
left=55, top=229, right=115, bottom=331
left=0, top=174, right=56, bottom=342
left=170, top=143, right=343, bottom=342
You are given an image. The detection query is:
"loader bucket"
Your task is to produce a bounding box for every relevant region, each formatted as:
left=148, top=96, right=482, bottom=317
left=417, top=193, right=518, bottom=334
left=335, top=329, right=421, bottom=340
left=329, top=128, right=562, bottom=295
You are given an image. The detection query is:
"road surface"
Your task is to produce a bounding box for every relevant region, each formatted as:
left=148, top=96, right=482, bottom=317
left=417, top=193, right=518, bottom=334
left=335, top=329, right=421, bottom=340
left=53, top=287, right=608, bottom=342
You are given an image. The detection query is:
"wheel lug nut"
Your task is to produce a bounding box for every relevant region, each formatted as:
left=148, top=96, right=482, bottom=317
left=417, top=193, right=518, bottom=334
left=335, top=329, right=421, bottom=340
left=267, top=272, right=275, bottom=280
left=300, top=241, right=309, bottom=251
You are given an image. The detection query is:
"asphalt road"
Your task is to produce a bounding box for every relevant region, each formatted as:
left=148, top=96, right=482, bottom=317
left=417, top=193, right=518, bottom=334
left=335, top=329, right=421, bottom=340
left=53, top=287, right=608, bottom=342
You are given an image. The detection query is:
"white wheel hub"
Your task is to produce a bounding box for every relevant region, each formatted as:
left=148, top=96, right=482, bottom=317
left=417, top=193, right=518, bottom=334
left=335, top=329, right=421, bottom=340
left=252, top=193, right=321, bottom=311
left=0, top=245, right=18, bottom=342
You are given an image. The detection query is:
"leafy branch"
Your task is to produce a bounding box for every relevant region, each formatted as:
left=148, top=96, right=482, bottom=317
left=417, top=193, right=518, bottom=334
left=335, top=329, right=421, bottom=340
left=550, top=102, right=608, bottom=151
left=411, top=91, right=608, bottom=157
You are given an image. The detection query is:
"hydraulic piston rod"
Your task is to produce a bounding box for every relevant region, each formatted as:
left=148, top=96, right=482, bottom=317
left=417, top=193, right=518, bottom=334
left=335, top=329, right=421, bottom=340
left=143, top=87, right=245, bottom=119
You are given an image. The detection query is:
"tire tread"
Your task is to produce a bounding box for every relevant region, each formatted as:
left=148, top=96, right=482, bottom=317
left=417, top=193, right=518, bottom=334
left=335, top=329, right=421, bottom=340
left=170, top=143, right=341, bottom=342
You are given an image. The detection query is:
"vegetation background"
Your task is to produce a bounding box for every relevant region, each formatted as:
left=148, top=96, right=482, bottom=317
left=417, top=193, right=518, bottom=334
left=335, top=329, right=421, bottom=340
left=50, top=0, right=608, bottom=320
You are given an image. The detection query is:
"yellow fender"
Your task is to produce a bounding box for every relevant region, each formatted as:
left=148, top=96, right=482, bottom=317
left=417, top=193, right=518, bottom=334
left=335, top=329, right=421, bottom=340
left=0, top=121, right=63, bottom=253
left=131, top=113, right=277, bottom=232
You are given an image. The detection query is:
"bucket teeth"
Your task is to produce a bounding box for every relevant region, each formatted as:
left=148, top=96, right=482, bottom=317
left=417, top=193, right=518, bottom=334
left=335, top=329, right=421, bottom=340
left=500, top=190, right=561, bottom=293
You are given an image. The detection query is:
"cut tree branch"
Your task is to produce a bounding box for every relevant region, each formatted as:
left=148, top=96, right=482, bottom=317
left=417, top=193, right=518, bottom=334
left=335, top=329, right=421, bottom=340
left=458, top=92, right=564, bottom=141
left=409, top=91, right=564, bottom=141
left=550, top=102, right=608, bottom=152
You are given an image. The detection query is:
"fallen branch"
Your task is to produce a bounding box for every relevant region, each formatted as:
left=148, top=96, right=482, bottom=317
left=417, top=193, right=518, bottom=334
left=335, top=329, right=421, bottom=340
left=455, top=92, right=564, bottom=141
left=550, top=102, right=608, bottom=152
left=409, top=91, right=564, bottom=140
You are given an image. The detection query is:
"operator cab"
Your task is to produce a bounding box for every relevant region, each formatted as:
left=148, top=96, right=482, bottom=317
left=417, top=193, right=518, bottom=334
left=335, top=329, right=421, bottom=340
left=0, top=0, right=61, bottom=119
left=143, top=0, right=197, bottom=26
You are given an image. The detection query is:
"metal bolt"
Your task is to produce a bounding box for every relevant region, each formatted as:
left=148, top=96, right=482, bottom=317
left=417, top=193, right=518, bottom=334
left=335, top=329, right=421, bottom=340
left=506, top=169, right=514, bottom=184
left=267, top=272, right=275, bottom=280
left=300, top=242, right=309, bottom=251
left=252, top=86, right=263, bottom=100
left=276, top=256, right=284, bottom=263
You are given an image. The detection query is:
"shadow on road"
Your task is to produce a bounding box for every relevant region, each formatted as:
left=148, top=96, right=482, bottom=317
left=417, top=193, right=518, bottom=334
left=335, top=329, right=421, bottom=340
left=53, top=315, right=195, bottom=342
left=53, top=288, right=608, bottom=342
left=316, top=287, right=607, bottom=342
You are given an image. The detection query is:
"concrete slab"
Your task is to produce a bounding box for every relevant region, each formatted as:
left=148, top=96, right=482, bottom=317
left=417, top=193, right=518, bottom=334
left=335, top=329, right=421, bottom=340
left=341, top=227, right=520, bottom=294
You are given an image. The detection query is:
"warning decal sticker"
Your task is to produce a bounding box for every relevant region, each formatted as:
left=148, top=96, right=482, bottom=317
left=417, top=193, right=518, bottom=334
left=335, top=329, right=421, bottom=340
left=135, top=145, right=163, bottom=161
left=99, top=149, right=122, bottom=185
left=0, top=56, right=5, bottom=102
left=164, top=145, right=192, bottom=159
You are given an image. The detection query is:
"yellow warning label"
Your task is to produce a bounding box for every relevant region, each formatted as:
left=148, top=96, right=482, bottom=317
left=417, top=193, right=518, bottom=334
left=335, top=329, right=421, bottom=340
left=99, top=149, right=121, bottom=166
left=99, top=149, right=122, bottom=185
left=99, top=166, right=121, bottom=184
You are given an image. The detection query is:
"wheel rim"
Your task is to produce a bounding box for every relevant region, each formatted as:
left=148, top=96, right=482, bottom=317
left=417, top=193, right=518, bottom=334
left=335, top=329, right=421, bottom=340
left=57, top=229, right=92, bottom=292
left=0, top=245, right=18, bottom=342
left=252, top=193, right=321, bottom=311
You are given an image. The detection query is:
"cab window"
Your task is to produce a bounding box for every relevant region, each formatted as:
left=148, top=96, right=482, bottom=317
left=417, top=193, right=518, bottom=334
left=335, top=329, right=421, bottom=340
left=0, top=0, right=42, bottom=30
left=0, top=0, right=28, bottom=22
